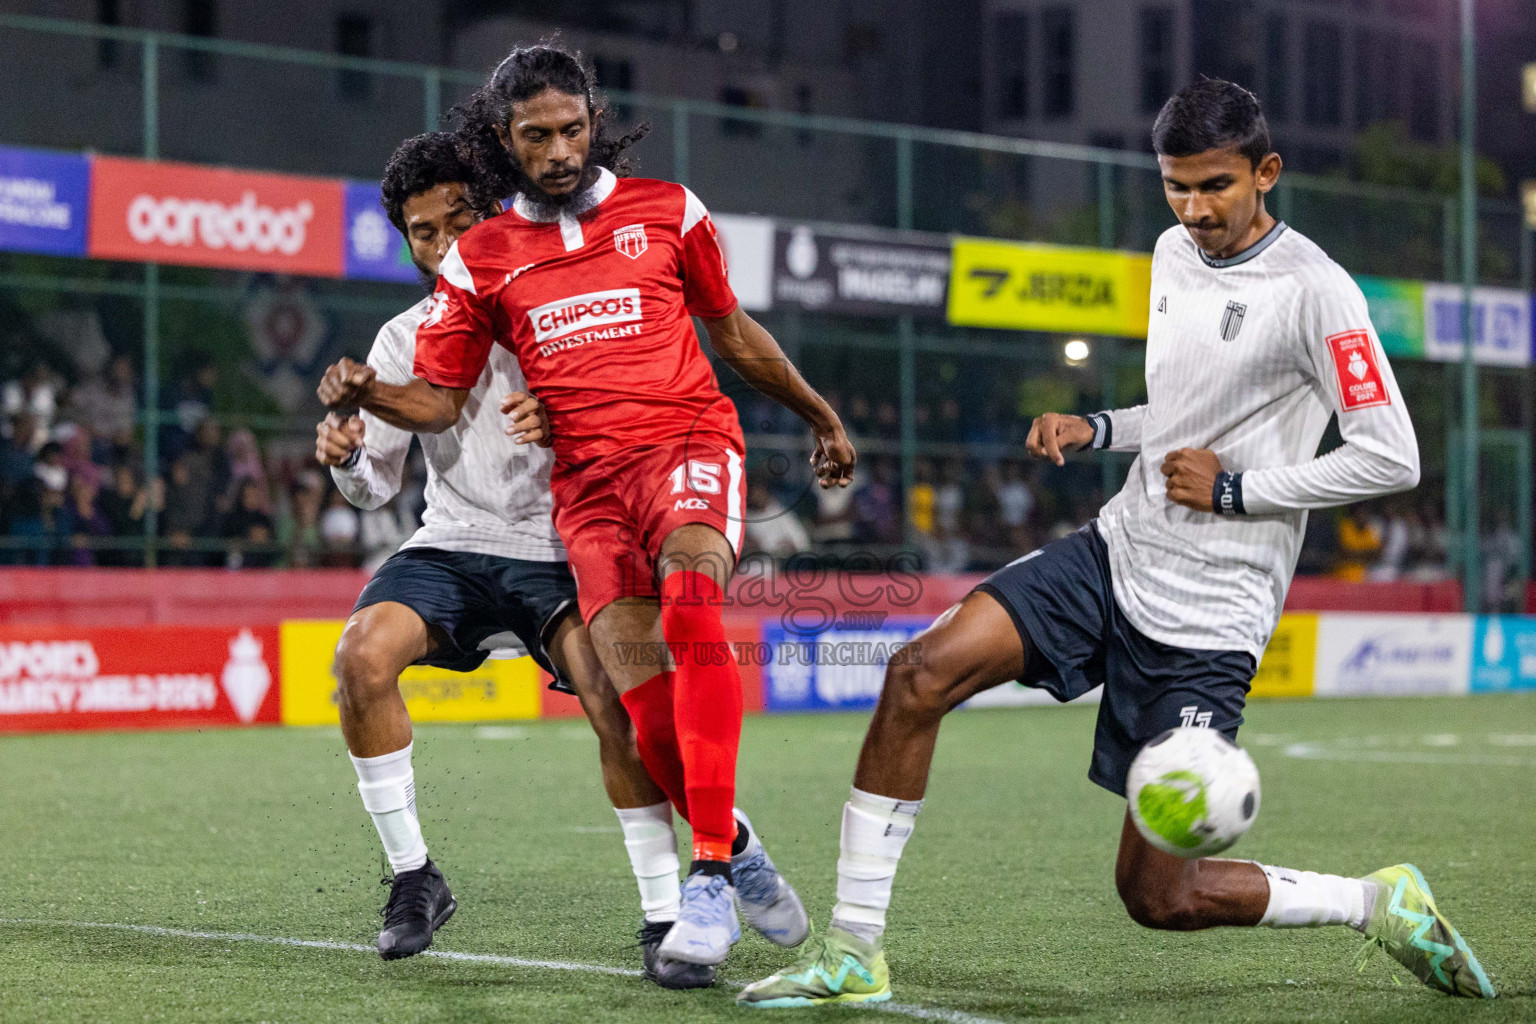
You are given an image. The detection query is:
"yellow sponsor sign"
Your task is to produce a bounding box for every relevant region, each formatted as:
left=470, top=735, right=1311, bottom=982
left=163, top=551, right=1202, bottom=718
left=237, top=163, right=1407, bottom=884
left=1249, top=613, right=1318, bottom=699
left=948, top=238, right=1153, bottom=338
left=279, top=620, right=542, bottom=726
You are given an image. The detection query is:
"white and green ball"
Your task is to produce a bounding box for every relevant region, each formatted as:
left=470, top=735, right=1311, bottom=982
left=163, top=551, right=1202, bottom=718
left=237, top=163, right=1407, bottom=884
left=1126, top=727, right=1261, bottom=859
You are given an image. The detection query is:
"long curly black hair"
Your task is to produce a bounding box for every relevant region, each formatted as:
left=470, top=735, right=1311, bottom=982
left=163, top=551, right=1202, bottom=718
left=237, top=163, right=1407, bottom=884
left=379, top=131, right=499, bottom=235
left=450, top=41, right=650, bottom=201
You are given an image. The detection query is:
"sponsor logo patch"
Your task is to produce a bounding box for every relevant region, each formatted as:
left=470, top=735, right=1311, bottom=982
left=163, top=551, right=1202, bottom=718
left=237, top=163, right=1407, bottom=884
left=1326, top=329, right=1390, bottom=410
left=528, top=288, right=642, bottom=343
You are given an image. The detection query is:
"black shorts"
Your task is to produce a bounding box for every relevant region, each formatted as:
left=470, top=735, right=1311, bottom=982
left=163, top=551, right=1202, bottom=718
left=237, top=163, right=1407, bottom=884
left=353, top=547, right=578, bottom=692
left=976, top=522, right=1255, bottom=797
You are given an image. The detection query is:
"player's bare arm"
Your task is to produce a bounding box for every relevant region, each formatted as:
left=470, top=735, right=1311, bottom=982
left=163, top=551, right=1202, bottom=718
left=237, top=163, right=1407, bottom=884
left=701, top=307, right=855, bottom=488
left=318, top=356, right=469, bottom=434
left=1160, top=448, right=1222, bottom=512
left=314, top=412, right=365, bottom=468
left=497, top=390, right=553, bottom=447
left=1025, top=412, right=1096, bottom=466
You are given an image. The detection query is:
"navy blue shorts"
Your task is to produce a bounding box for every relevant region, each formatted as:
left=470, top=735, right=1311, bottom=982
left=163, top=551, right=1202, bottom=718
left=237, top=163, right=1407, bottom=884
left=975, top=522, right=1255, bottom=797
left=353, top=547, right=578, bottom=690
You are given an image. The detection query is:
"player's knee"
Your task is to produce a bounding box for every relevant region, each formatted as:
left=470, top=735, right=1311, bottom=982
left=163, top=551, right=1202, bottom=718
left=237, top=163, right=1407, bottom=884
left=882, top=655, right=959, bottom=720
left=1116, top=872, right=1199, bottom=931
left=333, top=624, right=403, bottom=706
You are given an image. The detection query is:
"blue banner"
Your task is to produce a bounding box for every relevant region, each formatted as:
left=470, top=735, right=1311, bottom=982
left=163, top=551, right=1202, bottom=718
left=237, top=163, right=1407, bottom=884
left=343, top=181, right=418, bottom=283
left=0, top=145, right=90, bottom=257
left=761, top=618, right=929, bottom=712
left=1470, top=616, right=1536, bottom=693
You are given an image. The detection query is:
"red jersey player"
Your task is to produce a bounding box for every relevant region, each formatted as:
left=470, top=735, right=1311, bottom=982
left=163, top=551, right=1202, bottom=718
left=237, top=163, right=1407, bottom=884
left=322, top=46, right=855, bottom=969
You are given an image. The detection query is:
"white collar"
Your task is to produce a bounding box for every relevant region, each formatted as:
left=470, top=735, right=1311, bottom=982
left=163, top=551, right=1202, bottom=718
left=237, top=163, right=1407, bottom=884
left=513, top=167, right=616, bottom=223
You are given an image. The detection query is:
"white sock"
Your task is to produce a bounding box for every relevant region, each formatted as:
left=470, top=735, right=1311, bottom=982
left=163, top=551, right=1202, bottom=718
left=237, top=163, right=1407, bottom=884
left=350, top=743, right=428, bottom=873
left=614, top=802, right=682, bottom=923
left=830, top=787, right=923, bottom=942
left=1257, top=864, right=1374, bottom=931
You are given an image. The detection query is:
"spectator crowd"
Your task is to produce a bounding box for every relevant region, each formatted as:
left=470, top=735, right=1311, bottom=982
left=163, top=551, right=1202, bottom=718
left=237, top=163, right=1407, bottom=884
left=2, top=368, right=1520, bottom=605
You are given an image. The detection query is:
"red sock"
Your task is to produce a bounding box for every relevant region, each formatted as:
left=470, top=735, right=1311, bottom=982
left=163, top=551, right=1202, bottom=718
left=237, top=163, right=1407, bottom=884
left=618, top=671, right=690, bottom=821
left=661, top=571, right=742, bottom=863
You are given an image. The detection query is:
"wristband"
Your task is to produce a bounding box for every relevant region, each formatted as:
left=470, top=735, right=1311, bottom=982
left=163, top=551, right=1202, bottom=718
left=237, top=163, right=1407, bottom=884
left=1212, top=471, right=1246, bottom=516
left=1085, top=413, right=1112, bottom=451
left=339, top=446, right=363, bottom=471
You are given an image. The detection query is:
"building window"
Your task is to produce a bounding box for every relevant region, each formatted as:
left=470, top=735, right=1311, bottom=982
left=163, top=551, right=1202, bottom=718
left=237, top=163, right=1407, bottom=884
left=1302, top=21, right=1342, bottom=127
left=1190, top=0, right=1257, bottom=89
left=1264, top=14, right=1288, bottom=122
left=594, top=55, right=634, bottom=122
left=96, top=0, right=120, bottom=69
left=1407, top=39, right=1439, bottom=141
left=1040, top=7, right=1074, bottom=119
left=335, top=15, right=374, bottom=101
left=1139, top=8, right=1175, bottom=115
left=181, top=0, right=217, bottom=82
left=719, top=85, right=761, bottom=138
left=994, top=13, right=1030, bottom=120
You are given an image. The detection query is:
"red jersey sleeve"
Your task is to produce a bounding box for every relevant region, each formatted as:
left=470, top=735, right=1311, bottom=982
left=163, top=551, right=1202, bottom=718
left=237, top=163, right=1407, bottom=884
left=412, top=240, right=494, bottom=390
left=679, top=187, right=739, bottom=319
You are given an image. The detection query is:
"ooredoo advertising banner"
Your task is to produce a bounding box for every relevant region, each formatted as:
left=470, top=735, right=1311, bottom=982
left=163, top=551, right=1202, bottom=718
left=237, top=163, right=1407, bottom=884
left=0, top=145, right=90, bottom=257
left=0, top=625, right=281, bottom=733
left=88, top=156, right=345, bottom=277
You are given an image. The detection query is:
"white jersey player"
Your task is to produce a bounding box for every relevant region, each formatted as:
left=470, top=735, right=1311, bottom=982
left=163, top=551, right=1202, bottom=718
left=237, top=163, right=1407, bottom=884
left=313, top=132, right=796, bottom=990
left=741, top=79, right=1493, bottom=1009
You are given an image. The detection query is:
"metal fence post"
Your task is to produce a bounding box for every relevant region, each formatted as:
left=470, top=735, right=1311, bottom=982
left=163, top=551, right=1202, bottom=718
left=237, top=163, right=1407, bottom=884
left=423, top=69, right=441, bottom=131
left=896, top=132, right=914, bottom=231
left=141, top=35, right=161, bottom=567
left=672, top=100, right=689, bottom=186
left=1096, top=158, right=1119, bottom=499
left=899, top=316, right=917, bottom=546
left=1458, top=0, right=1478, bottom=613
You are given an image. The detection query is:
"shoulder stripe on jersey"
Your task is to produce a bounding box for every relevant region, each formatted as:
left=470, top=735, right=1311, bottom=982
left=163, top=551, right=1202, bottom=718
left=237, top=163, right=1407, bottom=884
left=440, top=241, right=476, bottom=295
left=681, top=186, right=709, bottom=234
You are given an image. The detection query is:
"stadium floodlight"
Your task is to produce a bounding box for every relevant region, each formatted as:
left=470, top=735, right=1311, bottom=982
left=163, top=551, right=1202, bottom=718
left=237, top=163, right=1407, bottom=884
left=1524, top=62, right=1536, bottom=114
left=1524, top=180, right=1536, bottom=230
left=1063, top=338, right=1090, bottom=365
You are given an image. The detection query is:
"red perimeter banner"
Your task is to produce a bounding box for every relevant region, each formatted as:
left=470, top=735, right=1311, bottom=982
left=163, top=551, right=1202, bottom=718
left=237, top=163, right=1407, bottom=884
left=88, top=157, right=344, bottom=277
left=0, top=625, right=281, bottom=733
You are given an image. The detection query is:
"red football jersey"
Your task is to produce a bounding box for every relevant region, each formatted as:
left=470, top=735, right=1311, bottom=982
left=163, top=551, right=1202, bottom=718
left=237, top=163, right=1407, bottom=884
left=413, top=168, right=743, bottom=463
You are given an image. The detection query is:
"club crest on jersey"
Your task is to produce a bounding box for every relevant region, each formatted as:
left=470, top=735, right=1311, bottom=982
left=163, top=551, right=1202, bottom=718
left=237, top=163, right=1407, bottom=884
left=423, top=290, right=450, bottom=327
left=613, top=223, right=648, bottom=260
left=1219, top=300, right=1247, bottom=342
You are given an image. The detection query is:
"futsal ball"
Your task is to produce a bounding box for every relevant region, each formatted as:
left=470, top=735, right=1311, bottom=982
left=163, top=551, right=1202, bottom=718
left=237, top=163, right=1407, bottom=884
left=1126, top=727, right=1260, bottom=859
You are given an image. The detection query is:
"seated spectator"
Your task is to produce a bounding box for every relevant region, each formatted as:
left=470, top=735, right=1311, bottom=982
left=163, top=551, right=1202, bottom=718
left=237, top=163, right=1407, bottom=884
left=160, top=358, right=218, bottom=463
left=223, top=478, right=277, bottom=569
left=846, top=393, right=872, bottom=438
left=1367, top=497, right=1414, bottom=582
left=1334, top=503, right=1383, bottom=582
left=1482, top=509, right=1522, bottom=612
left=320, top=488, right=361, bottom=567
left=811, top=467, right=857, bottom=546
left=98, top=462, right=148, bottom=567
left=1295, top=507, right=1339, bottom=576
left=2, top=363, right=60, bottom=442
left=996, top=459, right=1035, bottom=550
left=1407, top=498, right=1450, bottom=582
left=1, top=413, right=37, bottom=494
left=743, top=477, right=811, bottom=558
left=852, top=458, right=901, bottom=546
left=874, top=400, right=900, bottom=441
left=4, top=476, right=57, bottom=565
left=933, top=458, right=964, bottom=539
left=61, top=476, right=111, bottom=567
left=964, top=464, right=1004, bottom=550
left=161, top=453, right=212, bottom=566
left=284, top=470, right=326, bottom=567
left=907, top=458, right=935, bottom=538
left=68, top=353, right=137, bottom=454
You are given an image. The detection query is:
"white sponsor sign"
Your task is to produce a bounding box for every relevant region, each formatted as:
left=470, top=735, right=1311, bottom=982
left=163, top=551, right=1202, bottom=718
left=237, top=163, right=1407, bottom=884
left=712, top=213, right=773, bottom=312
left=1314, top=614, right=1473, bottom=697
left=527, top=288, right=642, bottom=343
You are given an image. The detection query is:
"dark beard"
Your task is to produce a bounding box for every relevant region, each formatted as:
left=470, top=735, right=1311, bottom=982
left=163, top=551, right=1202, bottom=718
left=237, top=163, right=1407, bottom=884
left=514, top=162, right=604, bottom=218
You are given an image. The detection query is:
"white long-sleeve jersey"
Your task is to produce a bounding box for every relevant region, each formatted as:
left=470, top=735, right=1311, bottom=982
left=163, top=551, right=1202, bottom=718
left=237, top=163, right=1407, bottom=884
left=1093, top=221, right=1419, bottom=660
left=330, top=296, right=564, bottom=562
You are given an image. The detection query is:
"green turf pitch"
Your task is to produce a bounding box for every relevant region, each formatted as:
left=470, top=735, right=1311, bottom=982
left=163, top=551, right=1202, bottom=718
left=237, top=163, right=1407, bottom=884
left=2, top=695, right=1532, bottom=1023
